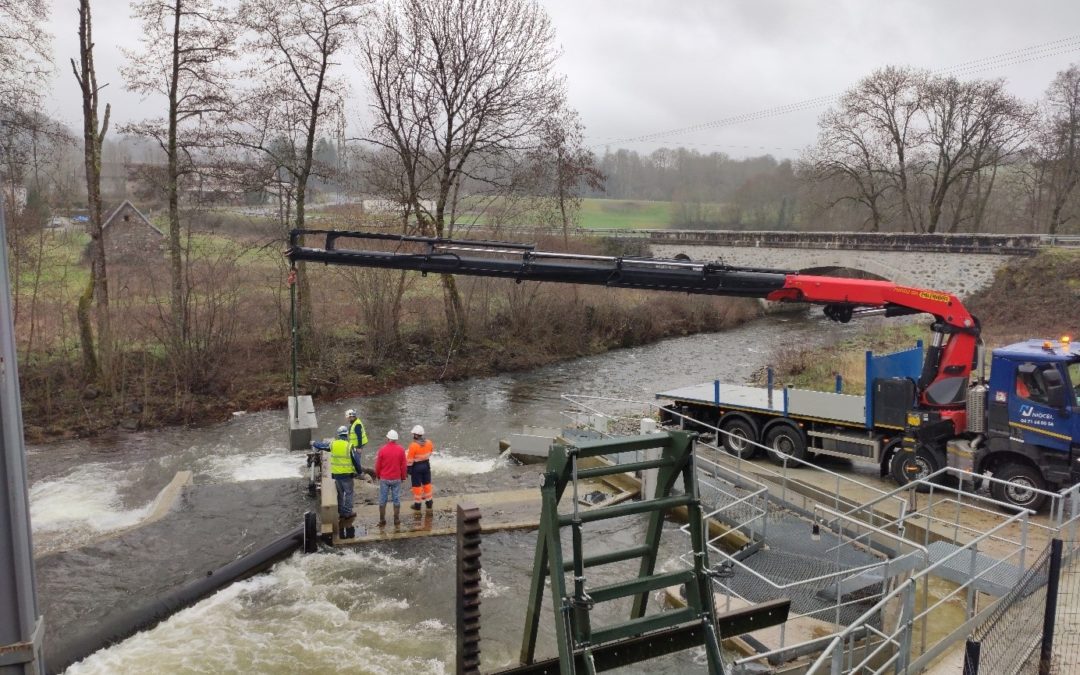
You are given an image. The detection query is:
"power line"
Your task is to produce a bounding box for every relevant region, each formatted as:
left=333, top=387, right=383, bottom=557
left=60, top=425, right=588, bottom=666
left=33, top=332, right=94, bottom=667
left=613, top=34, right=1080, bottom=145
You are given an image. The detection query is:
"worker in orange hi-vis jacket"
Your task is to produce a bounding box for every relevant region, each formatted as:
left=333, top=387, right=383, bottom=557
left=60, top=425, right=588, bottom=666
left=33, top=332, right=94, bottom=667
left=407, top=425, right=435, bottom=511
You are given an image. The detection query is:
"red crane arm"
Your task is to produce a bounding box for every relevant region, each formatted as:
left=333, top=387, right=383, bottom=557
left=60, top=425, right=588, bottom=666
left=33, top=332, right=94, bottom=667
left=767, top=275, right=976, bottom=330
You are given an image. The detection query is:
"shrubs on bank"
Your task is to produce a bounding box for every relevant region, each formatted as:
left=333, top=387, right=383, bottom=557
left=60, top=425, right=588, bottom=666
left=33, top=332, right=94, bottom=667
left=14, top=231, right=759, bottom=441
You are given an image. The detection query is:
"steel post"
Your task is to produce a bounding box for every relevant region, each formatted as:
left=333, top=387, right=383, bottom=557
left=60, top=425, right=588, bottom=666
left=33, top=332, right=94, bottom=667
left=1039, top=538, right=1064, bottom=675
left=962, top=639, right=981, bottom=675
left=0, top=193, right=44, bottom=674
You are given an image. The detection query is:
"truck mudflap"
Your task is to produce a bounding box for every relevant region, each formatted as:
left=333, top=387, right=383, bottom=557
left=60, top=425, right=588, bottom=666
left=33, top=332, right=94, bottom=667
left=946, top=439, right=976, bottom=473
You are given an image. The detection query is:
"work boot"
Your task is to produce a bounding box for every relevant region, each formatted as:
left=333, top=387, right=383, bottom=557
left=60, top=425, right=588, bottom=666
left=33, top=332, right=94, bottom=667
left=378, top=505, right=387, bottom=528
left=344, top=526, right=356, bottom=539
left=425, top=500, right=433, bottom=510
left=411, top=502, right=422, bottom=511
left=393, top=505, right=401, bottom=527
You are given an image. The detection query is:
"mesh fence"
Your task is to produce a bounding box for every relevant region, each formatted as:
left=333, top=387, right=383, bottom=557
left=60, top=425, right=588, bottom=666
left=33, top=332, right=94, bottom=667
left=968, top=540, right=1080, bottom=675
left=968, top=543, right=1051, bottom=675
left=1046, top=542, right=1080, bottom=674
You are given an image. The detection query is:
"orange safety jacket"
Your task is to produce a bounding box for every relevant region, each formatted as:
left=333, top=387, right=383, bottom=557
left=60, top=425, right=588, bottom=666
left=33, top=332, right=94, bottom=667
left=407, top=439, right=434, bottom=465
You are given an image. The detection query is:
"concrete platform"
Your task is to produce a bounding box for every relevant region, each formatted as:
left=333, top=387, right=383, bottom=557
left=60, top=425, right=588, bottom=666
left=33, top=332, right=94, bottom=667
left=334, top=489, right=552, bottom=545
left=324, top=471, right=638, bottom=546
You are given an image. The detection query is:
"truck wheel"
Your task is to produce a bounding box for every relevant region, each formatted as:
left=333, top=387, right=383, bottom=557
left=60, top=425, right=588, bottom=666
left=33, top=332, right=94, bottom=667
left=890, top=446, right=939, bottom=493
left=879, top=439, right=902, bottom=478
left=720, top=418, right=758, bottom=459
left=764, top=424, right=807, bottom=465
left=990, top=464, right=1048, bottom=512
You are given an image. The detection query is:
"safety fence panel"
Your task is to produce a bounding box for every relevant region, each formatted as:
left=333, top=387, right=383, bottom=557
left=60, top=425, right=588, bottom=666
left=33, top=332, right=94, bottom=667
left=966, top=539, right=1080, bottom=675
left=965, top=544, right=1051, bottom=675
left=1046, top=540, right=1080, bottom=675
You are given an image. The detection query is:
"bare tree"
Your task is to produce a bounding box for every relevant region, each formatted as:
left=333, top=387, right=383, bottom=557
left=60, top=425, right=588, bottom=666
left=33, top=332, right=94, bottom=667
left=71, top=0, right=112, bottom=381
left=806, top=67, right=1032, bottom=234
left=0, top=0, right=50, bottom=126
left=1038, top=64, right=1080, bottom=234
left=362, top=0, right=565, bottom=332
left=123, top=0, right=236, bottom=343
left=918, top=76, right=1031, bottom=233
left=802, top=104, right=893, bottom=231
left=235, top=0, right=369, bottom=344
left=852, top=67, right=927, bottom=232
left=527, top=106, right=604, bottom=241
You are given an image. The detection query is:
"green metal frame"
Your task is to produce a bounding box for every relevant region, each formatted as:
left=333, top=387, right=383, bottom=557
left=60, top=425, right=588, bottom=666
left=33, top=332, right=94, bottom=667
left=518, top=431, right=727, bottom=674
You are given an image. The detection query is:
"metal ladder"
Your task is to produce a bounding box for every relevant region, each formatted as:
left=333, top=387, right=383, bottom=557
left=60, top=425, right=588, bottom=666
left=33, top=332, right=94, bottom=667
left=518, top=431, right=728, bottom=674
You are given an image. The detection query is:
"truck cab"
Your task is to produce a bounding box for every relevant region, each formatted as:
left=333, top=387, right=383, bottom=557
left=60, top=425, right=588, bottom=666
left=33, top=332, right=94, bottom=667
left=978, top=338, right=1080, bottom=510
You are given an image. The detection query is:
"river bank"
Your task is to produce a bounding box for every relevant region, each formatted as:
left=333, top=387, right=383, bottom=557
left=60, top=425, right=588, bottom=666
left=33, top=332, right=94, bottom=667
left=19, top=288, right=759, bottom=443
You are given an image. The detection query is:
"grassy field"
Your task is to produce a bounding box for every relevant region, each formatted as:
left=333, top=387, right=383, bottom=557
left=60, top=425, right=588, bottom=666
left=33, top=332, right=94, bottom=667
left=575, top=199, right=674, bottom=229
left=455, top=197, right=681, bottom=230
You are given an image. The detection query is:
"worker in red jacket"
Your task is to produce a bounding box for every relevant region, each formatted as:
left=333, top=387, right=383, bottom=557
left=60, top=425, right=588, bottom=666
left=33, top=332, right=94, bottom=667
left=374, top=429, right=408, bottom=528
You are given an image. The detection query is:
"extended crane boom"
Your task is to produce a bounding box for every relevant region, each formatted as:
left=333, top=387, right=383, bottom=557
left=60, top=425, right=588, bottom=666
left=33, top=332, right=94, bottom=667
left=287, top=229, right=980, bottom=417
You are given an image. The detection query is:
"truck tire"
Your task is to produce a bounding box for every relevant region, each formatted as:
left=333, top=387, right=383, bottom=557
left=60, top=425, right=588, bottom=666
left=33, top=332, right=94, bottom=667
left=720, top=417, right=758, bottom=459
left=990, top=463, right=1048, bottom=512
left=890, top=446, right=939, bottom=493
left=764, top=423, right=807, bottom=465
left=879, top=438, right=903, bottom=478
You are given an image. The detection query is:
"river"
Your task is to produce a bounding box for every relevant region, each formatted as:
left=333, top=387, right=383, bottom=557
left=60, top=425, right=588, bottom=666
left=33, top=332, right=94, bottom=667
left=27, top=313, right=862, bottom=674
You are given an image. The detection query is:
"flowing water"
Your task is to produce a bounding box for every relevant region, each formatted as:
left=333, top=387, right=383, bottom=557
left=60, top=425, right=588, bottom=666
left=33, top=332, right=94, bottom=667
left=27, top=313, right=862, bottom=673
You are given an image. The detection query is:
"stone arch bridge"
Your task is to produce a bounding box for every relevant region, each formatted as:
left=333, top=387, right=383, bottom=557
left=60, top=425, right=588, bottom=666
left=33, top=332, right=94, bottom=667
left=642, top=230, right=1045, bottom=297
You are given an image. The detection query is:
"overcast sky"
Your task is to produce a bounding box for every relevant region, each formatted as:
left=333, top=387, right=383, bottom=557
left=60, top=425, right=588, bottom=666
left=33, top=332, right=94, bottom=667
left=43, top=0, right=1080, bottom=160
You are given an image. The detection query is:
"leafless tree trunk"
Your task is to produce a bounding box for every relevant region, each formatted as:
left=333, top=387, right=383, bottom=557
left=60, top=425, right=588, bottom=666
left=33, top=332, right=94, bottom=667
left=235, top=0, right=369, bottom=348
left=362, top=0, right=565, bottom=333
left=1039, top=65, right=1080, bottom=235
left=71, top=0, right=111, bottom=381
left=123, top=0, right=235, bottom=346
left=920, top=77, right=1031, bottom=233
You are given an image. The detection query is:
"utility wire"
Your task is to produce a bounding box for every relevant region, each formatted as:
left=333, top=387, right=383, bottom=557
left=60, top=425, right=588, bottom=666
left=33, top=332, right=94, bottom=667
left=611, top=34, right=1080, bottom=146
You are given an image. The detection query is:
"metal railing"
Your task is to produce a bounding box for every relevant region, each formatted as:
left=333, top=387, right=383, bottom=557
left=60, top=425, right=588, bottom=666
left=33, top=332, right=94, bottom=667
left=557, top=393, right=1078, bottom=673
left=803, top=508, right=1035, bottom=674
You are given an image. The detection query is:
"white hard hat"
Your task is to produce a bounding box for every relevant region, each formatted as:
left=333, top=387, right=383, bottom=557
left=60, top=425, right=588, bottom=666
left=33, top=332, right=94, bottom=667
left=411, top=425, right=424, bottom=436
left=336, top=425, right=349, bottom=437
left=386, top=429, right=399, bottom=441
left=345, top=409, right=356, bottom=418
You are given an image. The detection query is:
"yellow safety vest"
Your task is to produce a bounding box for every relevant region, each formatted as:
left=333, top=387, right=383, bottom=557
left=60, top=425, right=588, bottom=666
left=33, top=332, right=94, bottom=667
left=348, top=419, right=368, bottom=448
left=330, top=438, right=355, bottom=476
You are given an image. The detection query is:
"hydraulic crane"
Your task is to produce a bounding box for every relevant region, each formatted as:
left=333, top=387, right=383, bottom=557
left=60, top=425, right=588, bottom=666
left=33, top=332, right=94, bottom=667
left=287, top=229, right=1080, bottom=511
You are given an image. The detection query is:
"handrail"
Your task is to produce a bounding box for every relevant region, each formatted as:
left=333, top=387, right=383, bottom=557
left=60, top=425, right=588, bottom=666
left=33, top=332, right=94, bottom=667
left=799, top=508, right=1032, bottom=674
left=561, top=394, right=908, bottom=514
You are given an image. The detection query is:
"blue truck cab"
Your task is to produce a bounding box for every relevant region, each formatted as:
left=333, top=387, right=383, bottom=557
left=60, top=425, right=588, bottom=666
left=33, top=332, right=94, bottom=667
left=978, top=338, right=1080, bottom=509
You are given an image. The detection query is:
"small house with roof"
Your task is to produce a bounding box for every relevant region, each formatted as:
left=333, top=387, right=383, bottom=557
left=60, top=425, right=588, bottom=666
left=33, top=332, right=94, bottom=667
left=101, top=200, right=164, bottom=263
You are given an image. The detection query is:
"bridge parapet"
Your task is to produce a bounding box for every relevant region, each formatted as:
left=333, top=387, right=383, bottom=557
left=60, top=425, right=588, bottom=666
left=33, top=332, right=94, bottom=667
left=647, top=230, right=1041, bottom=255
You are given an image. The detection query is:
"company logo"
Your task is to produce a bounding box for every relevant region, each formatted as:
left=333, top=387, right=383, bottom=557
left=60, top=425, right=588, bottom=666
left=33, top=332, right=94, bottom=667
left=1020, top=405, right=1053, bottom=419
left=895, top=287, right=952, bottom=304
left=1019, top=404, right=1056, bottom=428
